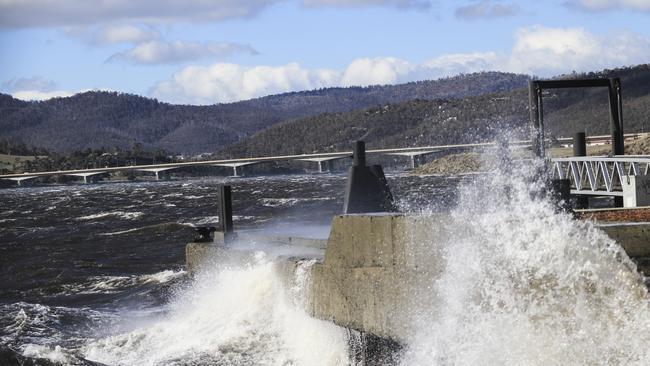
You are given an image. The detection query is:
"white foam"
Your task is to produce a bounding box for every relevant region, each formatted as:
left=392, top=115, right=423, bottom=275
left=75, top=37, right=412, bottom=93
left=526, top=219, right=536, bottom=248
left=400, top=156, right=650, bottom=365
left=98, top=228, right=142, bottom=236
left=76, top=211, right=144, bottom=221
left=83, top=256, right=348, bottom=365
left=21, top=344, right=72, bottom=364
left=183, top=195, right=204, bottom=199
left=139, top=269, right=186, bottom=284
left=260, top=197, right=333, bottom=207
left=60, top=270, right=186, bottom=295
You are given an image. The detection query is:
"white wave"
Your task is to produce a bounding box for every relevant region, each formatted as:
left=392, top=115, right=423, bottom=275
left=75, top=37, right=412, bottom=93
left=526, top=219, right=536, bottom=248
left=179, top=216, right=220, bottom=227
left=233, top=215, right=256, bottom=220
left=76, top=211, right=144, bottom=221
left=139, top=269, right=186, bottom=284
left=0, top=218, right=17, bottom=224
left=83, top=256, right=348, bottom=366
left=1, top=302, right=113, bottom=345
left=260, top=197, right=333, bottom=207
left=21, top=344, right=72, bottom=364
left=98, top=228, right=142, bottom=236
left=400, top=154, right=650, bottom=365
left=60, top=270, right=186, bottom=295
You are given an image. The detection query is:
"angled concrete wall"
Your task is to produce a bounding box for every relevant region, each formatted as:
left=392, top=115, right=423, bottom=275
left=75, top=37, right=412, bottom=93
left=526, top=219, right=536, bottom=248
left=308, top=214, right=448, bottom=343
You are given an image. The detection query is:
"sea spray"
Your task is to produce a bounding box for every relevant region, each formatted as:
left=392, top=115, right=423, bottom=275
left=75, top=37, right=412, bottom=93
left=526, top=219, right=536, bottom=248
left=400, top=156, right=650, bottom=365
left=83, top=253, right=349, bottom=366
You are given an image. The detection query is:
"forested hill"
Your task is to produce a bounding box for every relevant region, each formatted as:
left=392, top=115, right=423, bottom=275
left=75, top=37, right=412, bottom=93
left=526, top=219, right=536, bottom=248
left=0, top=72, right=528, bottom=154
left=220, top=64, right=650, bottom=158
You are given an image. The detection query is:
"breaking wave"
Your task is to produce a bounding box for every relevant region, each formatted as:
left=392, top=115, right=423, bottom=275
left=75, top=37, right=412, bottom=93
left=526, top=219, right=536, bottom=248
left=400, top=158, right=650, bottom=365
left=76, top=211, right=144, bottom=221
left=83, top=255, right=349, bottom=366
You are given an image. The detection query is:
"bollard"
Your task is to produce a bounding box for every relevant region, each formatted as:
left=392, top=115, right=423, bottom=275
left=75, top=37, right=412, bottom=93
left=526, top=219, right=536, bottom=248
left=217, top=184, right=235, bottom=244
left=343, top=141, right=396, bottom=214
left=353, top=141, right=367, bottom=167
left=194, top=185, right=235, bottom=244
left=573, top=132, right=586, bottom=157
left=573, top=132, right=589, bottom=209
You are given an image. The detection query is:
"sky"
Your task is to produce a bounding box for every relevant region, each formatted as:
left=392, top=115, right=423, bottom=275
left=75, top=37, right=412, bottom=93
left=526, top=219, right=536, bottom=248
left=0, top=0, right=649, bottom=105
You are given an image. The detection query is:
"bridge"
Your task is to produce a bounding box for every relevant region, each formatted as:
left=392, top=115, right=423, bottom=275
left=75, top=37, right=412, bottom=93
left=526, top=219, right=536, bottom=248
left=1, top=141, right=530, bottom=186
left=0, top=133, right=644, bottom=187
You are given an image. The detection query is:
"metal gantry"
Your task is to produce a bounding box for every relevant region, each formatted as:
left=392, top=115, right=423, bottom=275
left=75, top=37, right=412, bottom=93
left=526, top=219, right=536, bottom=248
left=551, top=156, right=650, bottom=196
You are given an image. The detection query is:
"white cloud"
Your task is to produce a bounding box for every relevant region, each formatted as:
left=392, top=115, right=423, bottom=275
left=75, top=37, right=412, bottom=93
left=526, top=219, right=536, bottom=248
left=566, top=0, right=650, bottom=12
left=341, top=57, right=416, bottom=86
left=2, top=76, right=58, bottom=93
left=1, top=76, right=109, bottom=102
left=151, top=62, right=340, bottom=104
left=0, top=0, right=279, bottom=28
left=424, top=52, right=500, bottom=74
left=64, top=24, right=161, bottom=46
left=148, top=26, right=649, bottom=104
left=107, top=41, right=258, bottom=65
left=92, top=24, right=160, bottom=45
left=0, top=0, right=432, bottom=28
left=11, top=90, right=75, bottom=101
left=506, top=26, right=650, bottom=74
left=455, top=1, right=521, bottom=20
left=302, top=0, right=431, bottom=9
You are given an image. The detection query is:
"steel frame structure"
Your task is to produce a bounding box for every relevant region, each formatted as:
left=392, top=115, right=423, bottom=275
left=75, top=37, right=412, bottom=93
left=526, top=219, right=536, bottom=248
left=529, top=78, right=624, bottom=158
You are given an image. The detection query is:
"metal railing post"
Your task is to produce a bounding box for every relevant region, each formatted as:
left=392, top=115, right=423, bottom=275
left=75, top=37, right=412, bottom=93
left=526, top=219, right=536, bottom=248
left=218, top=184, right=234, bottom=237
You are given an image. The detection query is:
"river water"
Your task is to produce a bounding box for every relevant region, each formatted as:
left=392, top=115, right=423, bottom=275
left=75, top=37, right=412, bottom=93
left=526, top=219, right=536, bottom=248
left=0, top=172, right=459, bottom=365
left=3, top=166, right=650, bottom=365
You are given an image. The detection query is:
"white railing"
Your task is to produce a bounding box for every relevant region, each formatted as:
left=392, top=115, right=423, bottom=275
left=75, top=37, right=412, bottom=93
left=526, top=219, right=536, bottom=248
left=551, top=156, right=650, bottom=196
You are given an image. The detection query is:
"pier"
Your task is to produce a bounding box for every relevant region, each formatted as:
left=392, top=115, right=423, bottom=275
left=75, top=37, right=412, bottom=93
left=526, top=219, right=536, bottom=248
left=182, top=77, right=650, bottom=364
left=186, top=212, right=650, bottom=364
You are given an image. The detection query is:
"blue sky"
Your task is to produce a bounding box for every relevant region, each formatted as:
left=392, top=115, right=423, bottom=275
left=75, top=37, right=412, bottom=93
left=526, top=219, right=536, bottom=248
left=1, top=0, right=649, bottom=105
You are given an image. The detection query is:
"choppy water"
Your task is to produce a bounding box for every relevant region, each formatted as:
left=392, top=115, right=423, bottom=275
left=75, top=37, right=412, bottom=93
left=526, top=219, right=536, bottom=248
left=0, top=172, right=458, bottom=365
left=4, top=164, right=650, bottom=365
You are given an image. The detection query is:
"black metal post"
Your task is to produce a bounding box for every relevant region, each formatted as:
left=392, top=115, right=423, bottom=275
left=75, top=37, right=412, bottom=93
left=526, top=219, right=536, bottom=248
left=218, top=184, right=234, bottom=235
left=528, top=81, right=542, bottom=158
left=573, top=132, right=589, bottom=209
left=353, top=141, right=367, bottom=167
left=573, top=132, right=587, bottom=157
left=608, top=78, right=624, bottom=156
left=608, top=78, right=624, bottom=207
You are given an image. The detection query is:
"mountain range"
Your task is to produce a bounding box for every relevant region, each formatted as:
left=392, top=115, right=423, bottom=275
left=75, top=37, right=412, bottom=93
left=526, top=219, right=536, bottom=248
left=0, top=72, right=528, bottom=154
left=2, top=65, right=649, bottom=158
left=220, top=64, right=650, bottom=158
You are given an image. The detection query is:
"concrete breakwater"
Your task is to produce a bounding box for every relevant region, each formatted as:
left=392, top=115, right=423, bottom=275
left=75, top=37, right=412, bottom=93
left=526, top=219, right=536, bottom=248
left=186, top=213, right=650, bottom=364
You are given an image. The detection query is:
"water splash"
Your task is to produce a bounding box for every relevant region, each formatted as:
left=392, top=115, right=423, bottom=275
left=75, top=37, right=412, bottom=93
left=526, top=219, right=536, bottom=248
left=83, top=254, right=349, bottom=366
left=401, top=156, right=650, bottom=365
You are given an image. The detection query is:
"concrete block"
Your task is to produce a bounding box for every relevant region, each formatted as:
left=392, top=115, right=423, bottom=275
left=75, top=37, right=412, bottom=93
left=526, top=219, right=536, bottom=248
left=622, top=175, right=650, bottom=208
left=324, top=216, right=356, bottom=267
left=600, top=223, right=650, bottom=257
left=310, top=214, right=449, bottom=343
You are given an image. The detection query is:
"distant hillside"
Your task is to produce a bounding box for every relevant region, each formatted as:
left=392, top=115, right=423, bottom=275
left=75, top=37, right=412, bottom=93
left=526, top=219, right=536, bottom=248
left=220, top=65, right=650, bottom=157
left=0, top=72, right=529, bottom=154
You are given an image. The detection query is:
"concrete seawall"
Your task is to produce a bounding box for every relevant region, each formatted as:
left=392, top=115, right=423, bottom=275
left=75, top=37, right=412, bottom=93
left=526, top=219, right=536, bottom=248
left=186, top=214, right=650, bottom=362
